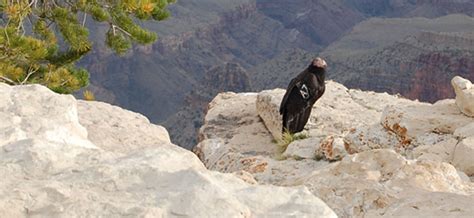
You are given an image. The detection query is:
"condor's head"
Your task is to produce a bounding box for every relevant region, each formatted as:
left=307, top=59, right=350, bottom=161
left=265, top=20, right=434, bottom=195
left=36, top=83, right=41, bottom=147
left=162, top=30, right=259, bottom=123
left=308, top=57, right=327, bottom=74
left=312, top=57, right=327, bottom=70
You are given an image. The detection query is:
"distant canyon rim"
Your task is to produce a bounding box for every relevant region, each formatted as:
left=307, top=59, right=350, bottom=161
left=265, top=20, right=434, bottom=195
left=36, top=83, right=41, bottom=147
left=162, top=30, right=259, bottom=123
left=78, top=0, right=474, bottom=149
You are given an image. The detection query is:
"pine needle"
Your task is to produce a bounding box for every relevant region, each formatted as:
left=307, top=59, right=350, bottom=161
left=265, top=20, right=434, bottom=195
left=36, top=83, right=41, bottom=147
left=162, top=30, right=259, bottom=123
left=83, top=90, right=95, bottom=101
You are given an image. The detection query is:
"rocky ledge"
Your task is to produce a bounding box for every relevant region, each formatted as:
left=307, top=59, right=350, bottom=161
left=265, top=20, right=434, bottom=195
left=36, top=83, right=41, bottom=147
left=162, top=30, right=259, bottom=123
left=0, top=83, right=336, bottom=217
left=195, top=76, right=474, bottom=217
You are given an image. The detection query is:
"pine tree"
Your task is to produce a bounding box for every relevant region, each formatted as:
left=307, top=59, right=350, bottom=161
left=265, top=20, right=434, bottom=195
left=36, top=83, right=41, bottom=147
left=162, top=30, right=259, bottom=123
left=0, top=0, right=175, bottom=93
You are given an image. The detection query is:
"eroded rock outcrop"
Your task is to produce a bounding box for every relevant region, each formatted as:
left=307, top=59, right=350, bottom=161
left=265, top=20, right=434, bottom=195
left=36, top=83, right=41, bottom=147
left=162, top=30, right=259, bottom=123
left=380, top=99, right=474, bottom=152
left=196, top=78, right=474, bottom=217
left=0, top=83, right=336, bottom=217
left=452, top=76, right=474, bottom=117
left=453, top=137, right=474, bottom=176
left=300, top=149, right=474, bottom=217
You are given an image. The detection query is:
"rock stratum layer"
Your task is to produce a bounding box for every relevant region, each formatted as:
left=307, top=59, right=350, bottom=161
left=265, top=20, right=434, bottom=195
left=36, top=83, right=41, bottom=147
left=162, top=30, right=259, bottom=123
left=0, top=83, right=336, bottom=217
left=81, top=0, right=474, bottom=149
left=322, top=14, right=474, bottom=103
left=196, top=77, right=474, bottom=217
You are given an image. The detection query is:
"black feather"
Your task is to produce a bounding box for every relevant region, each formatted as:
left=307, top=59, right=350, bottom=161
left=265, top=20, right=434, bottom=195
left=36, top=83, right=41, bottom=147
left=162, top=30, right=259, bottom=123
left=280, top=63, right=326, bottom=133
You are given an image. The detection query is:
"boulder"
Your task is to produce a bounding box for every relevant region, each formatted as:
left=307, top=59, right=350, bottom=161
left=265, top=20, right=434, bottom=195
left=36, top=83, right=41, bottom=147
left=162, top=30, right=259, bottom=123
left=453, top=137, right=474, bottom=176
left=412, top=138, right=458, bottom=163
left=77, top=100, right=171, bottom=154
left=280, top=135, right=347, bottom=161
left=381, top=99, right=474, bottom=147
left=256, top=89, right=285, bottom=140
left=344, top=124, right=400, bottom=153
left=315, top=136, right=347, bottom=161
left=454, top=122, right=474, bottom=139
left=300, top=149, right=474, bottom=217
left=283, top=137, right=320, bottom=160
left=0, top=83, right=337, bottom=217
left=0, top=83, right=95, bottom=150
left=452, top=76, right=474, bottom=117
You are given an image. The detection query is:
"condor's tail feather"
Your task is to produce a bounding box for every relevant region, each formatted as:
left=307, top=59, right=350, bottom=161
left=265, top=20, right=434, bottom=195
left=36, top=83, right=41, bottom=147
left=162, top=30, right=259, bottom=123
left=282, top=106, right=312, bottom=134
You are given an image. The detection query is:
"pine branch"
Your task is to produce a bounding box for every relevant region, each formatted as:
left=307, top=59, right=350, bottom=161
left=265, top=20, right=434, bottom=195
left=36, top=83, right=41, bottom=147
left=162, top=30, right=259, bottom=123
left=3, top=26, right=10, bottom=45
left=82, top=13, right=87, bottom=26
left=112, top=24, right=132, bottom=37
left=28, top=0, right=37, bottom=8
left=0, top=0, right=174, bottom=93
left=60, top=78, right=71, bottom=86
left=0, top=75, right=17, bottom=85
left=20, top=67, right=37, bottom=84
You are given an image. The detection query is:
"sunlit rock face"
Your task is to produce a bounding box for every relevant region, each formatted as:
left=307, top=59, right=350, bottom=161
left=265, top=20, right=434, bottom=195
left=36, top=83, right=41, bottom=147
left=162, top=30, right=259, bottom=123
left=452, top=76, right=474, bottom=117
left=0, top=82, right=336, bottom=217
left=196, top=78, right=474, bottom=217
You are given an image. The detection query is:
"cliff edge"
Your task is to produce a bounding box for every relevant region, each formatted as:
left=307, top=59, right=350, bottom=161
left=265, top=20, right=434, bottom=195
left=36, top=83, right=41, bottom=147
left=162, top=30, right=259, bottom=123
left=0, top=82, right=335, bottom=217
left=195, top=77, right=474, bottom=217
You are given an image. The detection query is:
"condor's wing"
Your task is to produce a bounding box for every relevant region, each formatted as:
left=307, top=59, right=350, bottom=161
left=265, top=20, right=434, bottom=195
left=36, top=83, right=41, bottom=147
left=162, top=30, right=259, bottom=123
left=279, top=78, right=298, bottom=114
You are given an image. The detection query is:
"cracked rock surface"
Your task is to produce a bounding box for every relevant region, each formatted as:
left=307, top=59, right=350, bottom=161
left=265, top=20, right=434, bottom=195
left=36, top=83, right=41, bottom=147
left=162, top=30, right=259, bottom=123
left=196, top=78, right=474, bottom=217
left=452, top=76, right=474, bottom=117
left=0, top=83, right=336, bottom=217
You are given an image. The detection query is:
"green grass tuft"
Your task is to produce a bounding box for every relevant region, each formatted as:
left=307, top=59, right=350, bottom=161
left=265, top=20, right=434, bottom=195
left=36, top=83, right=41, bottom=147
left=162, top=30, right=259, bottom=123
left=83, top=90, right=95, bottom=101
left=273, top=130, right=309, bottom=160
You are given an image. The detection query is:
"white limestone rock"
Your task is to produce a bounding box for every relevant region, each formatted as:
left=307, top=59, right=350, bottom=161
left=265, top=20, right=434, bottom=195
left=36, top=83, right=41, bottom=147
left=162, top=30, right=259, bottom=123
left=256, top=81, right=416, bottom=153
left=381, top=99, right=474, bottom=146
left=77, top=100, right=171, bottom=154
left=255, top=82, right=376, bottom=142
left=365, top=192, right=474, bottom=217
left=315, top=136, right=348, bottom=161
left=454, top=122, right=474, bottom=139
left=302, top=81, right=387, bottom=137
left=0, top=83, right=95, bottom=149
left=411, top=132, right=455, bottom=148
left=1, top=144, right=337, bottom=217
left=283, top=133, right=347, bottom=161
left=196, top=92, right=331, bottom=184
left=344, top=124, right=400, bottom=153
left=300, top=149, right=474, bottom=217
left=452, top=76, right=474, bottom=117
left=283, top=137, right=320, bottom=160
left=0, top=83, right=337, bottom=217
left=453, top=137, right=474, bottom=176
left=256, top=89, right=285, bottom=140
left=282, top=135, right=347, bottom=161
left=197, top=79, right=474, bottom=217
left=412, top=138, right=458, bottom=163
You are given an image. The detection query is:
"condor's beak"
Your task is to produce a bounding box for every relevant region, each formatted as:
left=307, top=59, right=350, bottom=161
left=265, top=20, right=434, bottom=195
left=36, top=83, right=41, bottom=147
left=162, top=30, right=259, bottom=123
left=313, top=57, right=327, bottom=69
